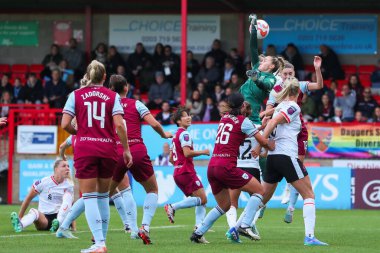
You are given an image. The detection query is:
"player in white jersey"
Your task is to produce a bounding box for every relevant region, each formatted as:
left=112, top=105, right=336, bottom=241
left=11, top=159, right=74, bottom=232
left=261, top=57, right=323, bottom=223
left=252, top=77, right=328, bottom=246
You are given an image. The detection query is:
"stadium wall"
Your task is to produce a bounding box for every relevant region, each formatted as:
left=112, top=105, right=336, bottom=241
left=0, top=13, right=378, bottom=65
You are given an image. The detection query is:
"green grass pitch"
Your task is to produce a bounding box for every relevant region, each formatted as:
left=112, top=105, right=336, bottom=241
left=1, top=205, right=379, bottom=253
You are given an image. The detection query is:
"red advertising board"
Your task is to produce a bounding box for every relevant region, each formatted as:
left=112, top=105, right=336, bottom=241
left=354, top=169, right=380, bottom=209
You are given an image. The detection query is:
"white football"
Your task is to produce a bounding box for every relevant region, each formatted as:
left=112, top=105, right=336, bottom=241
left=256, top=19, right=270, bottom=39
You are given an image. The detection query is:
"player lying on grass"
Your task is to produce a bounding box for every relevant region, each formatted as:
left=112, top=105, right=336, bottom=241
left=164, top=107, right=210, bottom=243
left=11, top=159, right=74, bottom=233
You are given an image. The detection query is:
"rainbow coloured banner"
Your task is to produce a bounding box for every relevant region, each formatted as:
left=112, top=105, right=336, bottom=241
left=307, top=123, right=380, bottom=158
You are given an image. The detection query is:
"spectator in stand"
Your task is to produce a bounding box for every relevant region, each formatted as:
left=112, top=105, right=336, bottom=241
left=265, top=44, right=277, bottom=57
left=160, top=45, right=180, bottom=87
left=107, top=46, right=125, bottom=74
left=316, top=94, right=334, bottom=122
left=116, top=65, right=133, bottom=85
left=139, top=59, right=155, bottom=93
left=212, top=84, right=226, bottom=103
left=326, top=80, right=338, bottom=102
left=43, top=69, right=67, bottom=108
left=281, top=43, right=304, bottom=77
left=229, top=48, right=244, bottom=76
left=354, top=111, right=367, bottom=123
left=222, top=58, right=236, bottom=89
left=348, top=74, right=364, bottom=101
left=24, top=73, right=43, bottom=104
left=154, top=142, right=171, bottom=166
left=153, top=43, right=164, bottom=68
left=356, top=88, right=378, bottom=121
left=195, top=56, right=220, bottom=94
left=201, top=97, right=220, bottom=122
left=63, top=38, right=83, bottom=80
left=91, top=42, right=107, bottom=65
left=196, top=82, right=208, bottom=102
left=319, top=44, right=345, bottom=80
left=172, top=84, right=181, bottom=106
left=0, top=91, right=11, bottom=117
left=11, top=78, right=24, bottom=103
left=148, top=71, right=173, bottom=109
left=186, top=89, right=204, bottom=122
left=301, top=94, right=315, bottom=122
left=225, top=87, right=232, bottom=98
left=127, top=42, right=152, bottom=84
left=155, top=101, right=172, bottom=126
left=331, top=107, right=343, bottom=123
left=371, top=59, right=380, bottom=86
left=334, top=84, right=356, bottom=122
left=203, top=39, right=227, bottom=69
left=42, top=44, right=63, bottom=75
left=217, top=99, right=229, bottom=116
left=372, top=106, right=380, bottom=122
left=229, top=73, right=243, bottom=92
left=0, top=74, right=12, bottom=97
left=58, top=60, right=74, bottom=90
left=187, top=50, right=200, bottom=89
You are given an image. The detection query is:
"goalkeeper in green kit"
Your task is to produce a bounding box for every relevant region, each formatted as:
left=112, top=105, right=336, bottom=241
left=225, top=14, right=285, bottom=236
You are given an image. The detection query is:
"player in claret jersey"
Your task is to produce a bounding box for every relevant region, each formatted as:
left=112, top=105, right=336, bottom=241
left=253, top=77, right=328, bottom=246
left=164, top=107, right=210, bottom=243
left=11, top=159, right=74, bottom=233
left=260, top=57, right=323, bottom=223
left=108, top=74, right=172, bottom=245
left=190, top=93, right=274, bottom=244
left=61, top=60, right=132, bottom=253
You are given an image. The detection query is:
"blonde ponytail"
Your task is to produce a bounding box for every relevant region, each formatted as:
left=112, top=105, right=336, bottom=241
left=82, top=60, right=106, bottom=87
left=275, top=77, right=300, bottom=103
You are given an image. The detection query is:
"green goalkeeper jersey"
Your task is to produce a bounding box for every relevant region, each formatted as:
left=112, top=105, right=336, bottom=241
left=239, top=18, right=276, bottom=125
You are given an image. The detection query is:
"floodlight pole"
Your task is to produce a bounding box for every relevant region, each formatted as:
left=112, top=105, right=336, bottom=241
left=180, top=0, right=188, bottom=106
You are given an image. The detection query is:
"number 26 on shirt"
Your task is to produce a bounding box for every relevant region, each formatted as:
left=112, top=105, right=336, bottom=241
left=215, top=123, right=233, bottom=144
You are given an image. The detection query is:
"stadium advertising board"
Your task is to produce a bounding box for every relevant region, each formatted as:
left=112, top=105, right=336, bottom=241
left=0, top=21, right=39, bottom=46
left=307, top=123, right=380, bottom=158
left=333, top=160, right=380, bottom=169
left=17, top=125, right=58, bottom=154
left=263, top=15, right=377, bottom=54
left=109, top=15, right=220, bottom=54
left=142, top=123, right=217, bottom=161
left=133, top=167, right=352, bottom=210
left=19, top=160, right=73, bottom=201
left=353, top=169, right=380, bottom=209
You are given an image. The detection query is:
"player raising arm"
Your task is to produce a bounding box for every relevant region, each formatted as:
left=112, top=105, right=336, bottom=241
left=11, top=160, right=74, bottom=233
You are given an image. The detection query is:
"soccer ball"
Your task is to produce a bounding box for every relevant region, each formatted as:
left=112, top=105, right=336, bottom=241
left=256, top=19, right=270, bottom=39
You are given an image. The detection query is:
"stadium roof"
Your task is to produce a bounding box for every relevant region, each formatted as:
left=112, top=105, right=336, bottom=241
left=1, top=0, right=379, bottom=13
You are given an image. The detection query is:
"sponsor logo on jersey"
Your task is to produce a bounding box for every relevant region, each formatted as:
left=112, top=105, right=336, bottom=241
left=287, top=106, right=297, bottom=115
left=184, top=134, right=190, bottom=142
left=34, top=180, right=41, bottom=186
left=273, top=84, right=283, bottom=93
left=311, top=127, right=332, bottom=153
left=242, top=173, right=249, bottom=180
left=196, top=180, right=201, bottom=186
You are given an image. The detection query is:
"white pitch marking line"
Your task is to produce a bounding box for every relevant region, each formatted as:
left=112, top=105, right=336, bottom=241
left=0, top=225, right=186, bottom=238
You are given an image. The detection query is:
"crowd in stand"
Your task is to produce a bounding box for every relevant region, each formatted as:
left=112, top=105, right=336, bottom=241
left=1, top=38, right=380, bottom=123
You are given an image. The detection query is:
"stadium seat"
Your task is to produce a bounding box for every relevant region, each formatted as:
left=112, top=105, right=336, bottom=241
left=11, top=64, right=29, bottom=73
left=336, top=79, right=347, bottom=88
left=0, top=64, right=11, bottom=74
left=140, top=93, right=148, bottom=102
left=342, top=65, right=357, bottom=75
left=324, top=80, right=332, bottom=87
left=304, top=65, right=314, bottom=73
left=29, top=64, right=44, bottom=76
left=150, top=109, right=160, bottom=117
left=358, top=65, right=376, bottom=74
left=374, top=95, right=380, bottom=105
left=359, top=73, right=371, bottom=87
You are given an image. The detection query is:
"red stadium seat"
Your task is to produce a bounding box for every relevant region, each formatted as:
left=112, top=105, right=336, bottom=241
left=0, top=64, right=11, bottom=74
left=342, top=65, right=357, bottom=75
left=359, top=73, right=371, bottom=82
left=374, top=95, right=380, bottom=105
left=361, top=79, right=372, bottom=88
left=304, top=65, right=314, bottom=73
left=140, top=93, right=148, bottom=102
left=336, top=79, right=347, bottom=88
left=358, top=65, right=376, bottom=74
left=29, top=64, right=44, bottom=75
left=324, top=80, right=332, bottom=87
left=150, top=109, right=160, bottom=117
left=11, top=64, right=29, bottom=73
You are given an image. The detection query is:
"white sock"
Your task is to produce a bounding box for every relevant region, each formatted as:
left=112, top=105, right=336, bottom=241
left=20, top=208, right=39, bottom=229
left=142, top=193, right=158, bottom=232
left=235, top=210, right=246, bottom=228
left=251, top=207, right=261, bottom=226
left=111, top=192, right=128, bottom=227
left=303, top=198, right=316, bottom=238
left=120, top=187, right=138, bottom=233
left=57, top=191, right=73, bottom=224
left=226, top=206, right=237, bottom=229
left=195, top=205, right=206, bottom=227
